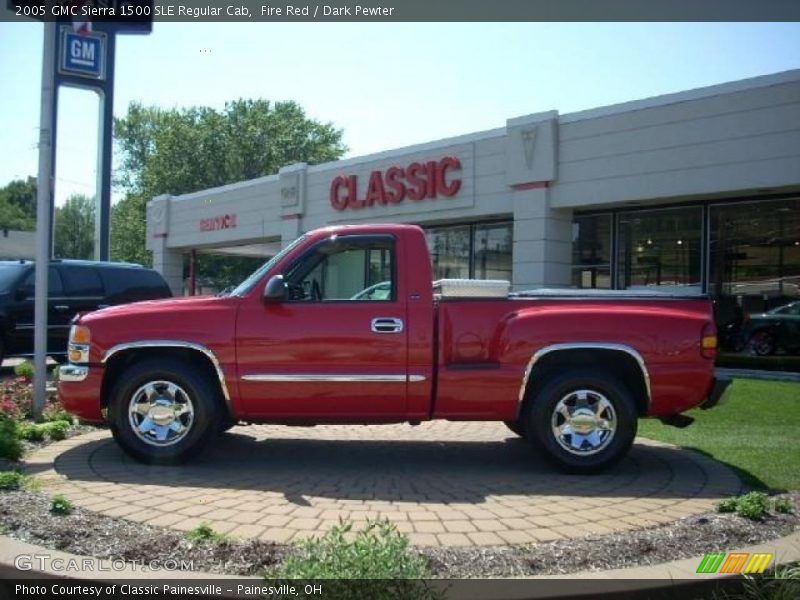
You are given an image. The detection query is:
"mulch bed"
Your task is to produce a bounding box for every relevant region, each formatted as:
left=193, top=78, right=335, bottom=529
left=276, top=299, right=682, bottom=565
left=0, top=486, right=796, bottom=578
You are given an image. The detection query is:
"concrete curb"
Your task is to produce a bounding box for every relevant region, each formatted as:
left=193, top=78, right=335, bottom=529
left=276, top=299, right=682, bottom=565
left=0, top=528, right=798, bottom=595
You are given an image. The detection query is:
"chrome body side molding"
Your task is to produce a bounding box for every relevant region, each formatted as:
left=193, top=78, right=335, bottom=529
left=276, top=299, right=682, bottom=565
left=517, top=342, right=651, bottom=411
left=102, top=340, right=232, bottom=407
left=242, top=374, right=426, bottom=383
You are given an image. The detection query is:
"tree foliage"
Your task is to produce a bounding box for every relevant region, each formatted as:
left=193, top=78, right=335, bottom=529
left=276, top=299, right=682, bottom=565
left=0, top=179, right=37, bottom=231
left=54, top=194, right=95, bottom=260
left=112, top=99, right=347, bottom=281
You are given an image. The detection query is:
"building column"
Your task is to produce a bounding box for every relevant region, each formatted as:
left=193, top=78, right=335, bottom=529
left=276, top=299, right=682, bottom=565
left=512, top=187, right=573, bottom=290
left=279, top=162, right=307, bottom=247
left=146, top=194, right=184, bottom=296
left=504, top=110, right=571, bottom=290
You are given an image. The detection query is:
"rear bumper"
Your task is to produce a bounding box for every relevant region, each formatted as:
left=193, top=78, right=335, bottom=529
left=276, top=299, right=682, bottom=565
left=700, top=377, right=733, bottom=410
left=57, top=363, right=104, bottom=423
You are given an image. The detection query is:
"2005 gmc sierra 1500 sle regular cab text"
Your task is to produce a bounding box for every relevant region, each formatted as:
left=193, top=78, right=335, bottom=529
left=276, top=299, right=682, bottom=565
left=58, top=224, right=731, bottom=472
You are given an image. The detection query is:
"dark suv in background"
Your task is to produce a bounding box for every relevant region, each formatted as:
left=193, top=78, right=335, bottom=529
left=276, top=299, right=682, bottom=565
left=0, top=260, right=172, bottom=364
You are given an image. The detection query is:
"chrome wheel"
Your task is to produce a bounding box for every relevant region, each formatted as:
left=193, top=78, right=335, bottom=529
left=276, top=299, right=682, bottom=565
left=551, top=389, right=617, bottom=456
left=128, top=380, right=195, bottom=447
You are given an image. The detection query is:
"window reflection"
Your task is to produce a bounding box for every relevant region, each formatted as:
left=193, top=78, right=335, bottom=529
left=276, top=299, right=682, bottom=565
left=617, top=207, right=702, bottom=292
left=572, top=214, right=612, bottom=288
left=424, top=221, right=513, bottom=281
left=710, top=198, right=800, bottom=369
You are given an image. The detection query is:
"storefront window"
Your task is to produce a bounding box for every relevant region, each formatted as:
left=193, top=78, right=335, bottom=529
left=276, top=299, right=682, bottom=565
left=425, top=221, right=512, bottom=280
left=473, top=223, right=512, bottom=280
left=571, top=214, right=612, bottom=288
left=710, top=198, right=800, bottom=371
left=617, top=207, right=702, bottom=292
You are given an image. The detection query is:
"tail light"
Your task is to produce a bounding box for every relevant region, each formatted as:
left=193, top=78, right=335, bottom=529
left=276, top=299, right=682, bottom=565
left=701, top=322, right=718, bottom=358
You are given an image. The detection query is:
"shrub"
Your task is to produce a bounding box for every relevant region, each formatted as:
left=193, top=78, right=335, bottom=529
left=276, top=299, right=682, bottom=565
left=0, top=470, right=26, bottom=490
left=773, top=497, right=794, bottom=514
left=44, top=421, right=70, bottom=441
left=270, top=520, right=430, bottom=579
left=0, top=377, right=60, bottom=422
left=717, top=492, right=771, bottom=520
left=0, top=419, right=23, bottom=461
left=736, top=491, right=771, bottom=520
left=18, top=423, right=45, bottom=442
left=50, top=494, right=73, bottom=515
left=13, top=361, right=34, bottom=381
left=185, top=522, right=226, bottom=543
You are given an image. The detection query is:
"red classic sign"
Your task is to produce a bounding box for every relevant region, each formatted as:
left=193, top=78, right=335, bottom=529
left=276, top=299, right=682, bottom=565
left=199, top=214, right=237, bottom=232
left=330, top=156, right=462, bottom=211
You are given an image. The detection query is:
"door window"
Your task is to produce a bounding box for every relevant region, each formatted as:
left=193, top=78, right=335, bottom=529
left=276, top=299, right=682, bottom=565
left=285, top=236, right=395, bottom=302
left=20, top=267, right=64, bottom=297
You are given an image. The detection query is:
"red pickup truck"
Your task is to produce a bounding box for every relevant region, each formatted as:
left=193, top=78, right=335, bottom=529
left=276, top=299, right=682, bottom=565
left=58, top=224, right=730, bottom=472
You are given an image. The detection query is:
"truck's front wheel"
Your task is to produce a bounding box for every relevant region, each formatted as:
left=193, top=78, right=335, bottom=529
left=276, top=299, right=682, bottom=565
left=524, top=369, right=637, bottom=473
left=108, top=358, right=219, bottom=464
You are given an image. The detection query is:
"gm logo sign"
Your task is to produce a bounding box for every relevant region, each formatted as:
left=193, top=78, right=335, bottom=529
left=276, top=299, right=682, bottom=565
left=59, top=28, right=106, bottom=80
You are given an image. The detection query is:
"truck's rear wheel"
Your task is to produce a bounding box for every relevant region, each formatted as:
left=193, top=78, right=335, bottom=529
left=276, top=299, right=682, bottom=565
left=523, top=369, right=637, bottom=473
left=108, top=358, right=219, bottom=464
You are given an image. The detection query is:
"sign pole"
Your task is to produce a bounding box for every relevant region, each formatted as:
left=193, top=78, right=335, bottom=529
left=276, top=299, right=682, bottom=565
left=33, top=20, right=58, bottom=418
left=96, top=29, right=115, bottom=261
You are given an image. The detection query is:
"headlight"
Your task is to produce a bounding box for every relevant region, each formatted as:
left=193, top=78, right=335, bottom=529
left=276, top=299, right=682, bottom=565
left=68, top=325, right=91, bottom=364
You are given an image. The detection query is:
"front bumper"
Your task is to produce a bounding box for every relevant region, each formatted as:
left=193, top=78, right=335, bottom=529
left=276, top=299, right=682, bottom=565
left=59, top=364, right=88, bottom=382
left=57, top=363, right=104, bottom=423
left=700, top=377, right=733, bottom=410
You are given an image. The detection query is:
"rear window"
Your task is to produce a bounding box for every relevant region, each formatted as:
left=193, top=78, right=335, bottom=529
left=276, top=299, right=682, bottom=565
left=99, top=268, right=171, bottom=302
left=61, top=266, right=104, bottom=297
left=0, top=264, right=26, bottom=292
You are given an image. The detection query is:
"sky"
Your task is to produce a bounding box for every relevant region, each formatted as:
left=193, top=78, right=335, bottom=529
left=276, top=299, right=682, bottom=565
left=0, top=22, right=799, bottom=205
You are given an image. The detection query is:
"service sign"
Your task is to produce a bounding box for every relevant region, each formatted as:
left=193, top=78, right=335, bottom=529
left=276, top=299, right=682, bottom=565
left=330, top=156, right=462, bottom=211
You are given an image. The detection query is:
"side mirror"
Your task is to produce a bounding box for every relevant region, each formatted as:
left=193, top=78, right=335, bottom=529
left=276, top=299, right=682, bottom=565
left=263, top=274, right=287, bottom=303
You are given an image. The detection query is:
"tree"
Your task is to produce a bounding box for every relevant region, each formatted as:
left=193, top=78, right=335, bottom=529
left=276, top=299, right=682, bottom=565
left=54, top=194, right=95, bottom=259
left=0, top=178, right=36, bottom=231
left=112, top=99, right=347, bottom=280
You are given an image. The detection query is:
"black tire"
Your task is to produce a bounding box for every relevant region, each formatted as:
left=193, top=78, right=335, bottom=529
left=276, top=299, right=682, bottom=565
left=522, top=369, right=638, bottom=473
left=749, top=330, right=776, bottom=356
left=108, top=357, right=220, bottom=464
left=504, top=420, right=527, bottom=438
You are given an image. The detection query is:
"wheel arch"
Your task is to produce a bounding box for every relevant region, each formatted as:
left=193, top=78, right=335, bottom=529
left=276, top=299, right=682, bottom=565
left=517, top=343, right=651, bottom=419
left=100, top=341, right=233, bottom=421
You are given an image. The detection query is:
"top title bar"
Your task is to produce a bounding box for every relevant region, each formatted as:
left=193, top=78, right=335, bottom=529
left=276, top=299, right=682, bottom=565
left=4, top=0, right=800, bottom=23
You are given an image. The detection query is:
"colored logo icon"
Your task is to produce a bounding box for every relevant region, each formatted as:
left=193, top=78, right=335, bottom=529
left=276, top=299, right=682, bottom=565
left=696, top=552, right=773, bottom=574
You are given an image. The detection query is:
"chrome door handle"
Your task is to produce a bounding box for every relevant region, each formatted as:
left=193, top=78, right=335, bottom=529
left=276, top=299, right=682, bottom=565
left=371, top=317, right=404, bottom=334
left=97, top=304, right=109, bottom=309
left=54, top=305, right=70, bottom=311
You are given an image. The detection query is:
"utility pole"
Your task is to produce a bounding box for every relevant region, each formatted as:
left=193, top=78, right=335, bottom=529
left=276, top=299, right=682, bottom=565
left=33, top=21, right=58, bottom=418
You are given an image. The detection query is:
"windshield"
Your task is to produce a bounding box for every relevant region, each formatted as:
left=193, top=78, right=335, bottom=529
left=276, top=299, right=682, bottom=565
left=228, top=234, right=308, bottom=297
left=0, top=264, right=26, bottom=293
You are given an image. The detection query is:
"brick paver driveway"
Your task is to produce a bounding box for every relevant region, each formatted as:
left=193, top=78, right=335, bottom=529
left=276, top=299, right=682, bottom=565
left=25, top=422, right=741, bottom=546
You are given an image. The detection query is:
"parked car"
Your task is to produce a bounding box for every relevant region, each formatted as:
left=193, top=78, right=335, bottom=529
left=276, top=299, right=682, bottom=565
left=741, top=300, right=800, bottom=356
left=0, top=259, right=172, bottom=365
left=58, top=224, right=728, bottom=472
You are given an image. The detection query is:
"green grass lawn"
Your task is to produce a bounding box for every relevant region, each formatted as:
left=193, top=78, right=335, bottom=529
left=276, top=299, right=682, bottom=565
left=638, top=378, right=800, bottom=492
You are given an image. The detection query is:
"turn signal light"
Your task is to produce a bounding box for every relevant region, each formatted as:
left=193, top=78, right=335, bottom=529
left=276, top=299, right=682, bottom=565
left=70, top=325, right=91, bottom=344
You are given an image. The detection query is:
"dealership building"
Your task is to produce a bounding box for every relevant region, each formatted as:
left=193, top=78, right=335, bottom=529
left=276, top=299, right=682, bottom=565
left=146, top=69, right=800, bottom=366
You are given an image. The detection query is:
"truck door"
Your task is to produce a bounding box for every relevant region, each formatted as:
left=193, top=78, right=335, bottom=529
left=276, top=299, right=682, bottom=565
left=5, top=266, right=67, bottom=357
left=235, top=234, right=409, bottom=419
